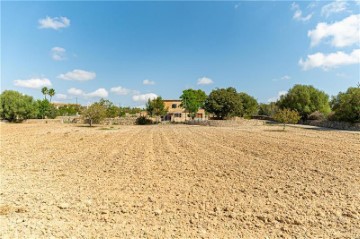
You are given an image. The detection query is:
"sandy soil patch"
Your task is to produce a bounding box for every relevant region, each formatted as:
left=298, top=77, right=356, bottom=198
left=0, top=123, right=359, bottom=238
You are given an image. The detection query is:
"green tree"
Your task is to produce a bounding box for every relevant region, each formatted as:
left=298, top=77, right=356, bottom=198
left=180, top=89, right=207, bottom=119
left=204, top=87, right=243, bottom=119
left=58, top=104, right=82, bottom=116
left=99, top=99, right=120, bottom=118
left=36, top=99, right=58, bottom=119
left=41, top=87, right=49, bottom=100
left=277, top=85, right=330, bottom=120
left=81, top=102, right=106, bottom=126
left=259, top=102, right=279, bottom=116
left=331, top=87, right=360, bottom=123
left=146, top=96, right=167, bottom=121
left=0, top=90, right=37, bottom=122
left=238, top=92, right=259, bottom=117
left=48, top=88, right=56, bottom=102
left=273, top=108, right=301, bottom=130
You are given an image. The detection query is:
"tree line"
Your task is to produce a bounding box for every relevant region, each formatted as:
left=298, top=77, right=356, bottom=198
left=144, top=84, right=359, bottom=124
left=1, top=84, right=359, bottom=125
left=0, top=88, right=142, bottom=123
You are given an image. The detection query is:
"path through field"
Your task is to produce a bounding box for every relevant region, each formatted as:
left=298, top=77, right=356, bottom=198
left=1, top=123, right=359, bottom=238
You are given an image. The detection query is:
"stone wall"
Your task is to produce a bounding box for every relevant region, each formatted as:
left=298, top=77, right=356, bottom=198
left=102, top=117, right=137, bottom=125
left=24, top=119, right=64, bottom=124
left=187, top=119, right=265, bottom=127
left=304, top=120, right=360, bottom=131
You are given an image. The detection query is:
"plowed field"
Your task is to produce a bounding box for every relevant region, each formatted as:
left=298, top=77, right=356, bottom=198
left=1, top=123, right=359, bottom=238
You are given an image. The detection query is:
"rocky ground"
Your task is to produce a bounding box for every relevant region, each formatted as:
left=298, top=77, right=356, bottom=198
left=0, top=123, right=359, bottom=238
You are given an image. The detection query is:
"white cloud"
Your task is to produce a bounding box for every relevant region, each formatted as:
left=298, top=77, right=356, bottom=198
left=38, top=16, right=70, bottom=30
left=55, top=93, right=68, bottom=100
left=51, top=47, right=66, bottom=61
left=67, top=88, right=84, bottom=96
left=67, top=87, right=109, bottom=98
left=336, top=72, right=349, bottom=78
left=291, top=2, right=313, bottom=22
left=132, top=93, right=158, bottom=102
left=85, top=88, right=108, bottom=98
left=110, top=86, right=139, bottom=95
left=14, top=78, right=52, bottom=89
left=321, top=1, right=348, bottom=18
left=308, top=14, right=360, bottom=47
left=299, top=49, right=360, bottom=70
left=281, top=75, right=291, bottom=80
left=197, top=77, right=213, bottom=85
left=143, top=79, right=155, bottom=85
left=268, top=91, right=288, bottom=103
left=58, top=69, right=96, bottom=81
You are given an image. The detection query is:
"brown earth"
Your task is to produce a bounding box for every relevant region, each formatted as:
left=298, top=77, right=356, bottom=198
left=0, top=123, right=359, bottom=238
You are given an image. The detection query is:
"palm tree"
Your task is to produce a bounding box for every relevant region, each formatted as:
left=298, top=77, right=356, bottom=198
left=41, top=87, right=49, bottom=100
left=48, top=88, right=55, bottom=102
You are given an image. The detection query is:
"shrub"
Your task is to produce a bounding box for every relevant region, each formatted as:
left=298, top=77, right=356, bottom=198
left=204, top=87, right=243, bottom=119
left=146, top=96, right=167, bottom=120
left=238, top=92, right=259, bottom=117
left=136, top=116, right=153, bottom=125
left=331, top=87, right=360, bottom=123
left=81, top=102, right=106, bottom=126
left=277, top=84, right=330, bottom=120
left=258, top=102, right=279, bottom=117
left=308, top=111, right=325, bottom=121
left=327, top=112, right=337, bottom=121
left=36, top=99, right=58, bottom=119
left=273, top=108, right=301, bottom=130
left=0, top=90, right=37, bottom=122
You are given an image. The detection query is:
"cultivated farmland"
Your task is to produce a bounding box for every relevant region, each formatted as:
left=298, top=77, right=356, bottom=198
left=0, top=123, right=359, bottom=238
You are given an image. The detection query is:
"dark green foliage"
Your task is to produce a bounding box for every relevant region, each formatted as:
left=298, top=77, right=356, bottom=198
left=238, top=92, right=259, bottom=117
left=36, top=99, right=58, bottom=119
left=146, top=96, right=167, bottom=117
left=48, top=88, right=55, bottom=102
left=119, top=107, right=142, bottom=117
left=204, top=87, right=243, bottom=119
left=258, top=102, right=279, bottom=116
left=331, top=87, right=360, bottom=123
left=0, top=90, right=37, bottom=122
left=273, top=108, right=301, bottom=130
left=136, top=116, right=153, bottom=125
left=58, top=104, right=82, bottom=116
left=180, top=89, right=207, bottom=119
left=277, top=85, right=330, bottom=119
left=81, top=102, right=107, bottom=126
left=41, top=87, right=49, bottom=100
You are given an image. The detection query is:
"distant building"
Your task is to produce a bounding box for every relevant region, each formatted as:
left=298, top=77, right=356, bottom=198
left=162, top=100, right=206, bottom=122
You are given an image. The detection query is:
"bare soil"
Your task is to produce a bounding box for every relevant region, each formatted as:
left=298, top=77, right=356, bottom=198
left=1, top=123, right=359, bottom=238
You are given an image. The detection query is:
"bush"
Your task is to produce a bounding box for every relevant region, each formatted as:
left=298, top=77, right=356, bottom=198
left=331, top=87, right=360, bottom=123
left=327, top=112, right=337, bottom=121
left=277, top=84, right=330, bottom=120
left=204, top=87, right=243, bottom=119
left=273, top=108, right=301, bottom=130
left=36, top=99, right=58, bottom=119
left=308, top=111, right=325, bottom=121
left=81, top=102, right=107, bottom=126
left=238, top=92, right=259, bottom=117
left=0, top=90, right=37, bottom=122
left=258, top=102, right=279, bottom=117
left=136, top=116, right=153, bottom=125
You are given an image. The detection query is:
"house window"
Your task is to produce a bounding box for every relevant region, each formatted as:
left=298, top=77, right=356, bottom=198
left=172, top=104, right=177, bottom=108
left=174, top=113, right=182, bottom=117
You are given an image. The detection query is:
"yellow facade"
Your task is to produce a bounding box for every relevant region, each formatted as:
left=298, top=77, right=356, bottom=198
left=162, top=100, right=206, bottom=122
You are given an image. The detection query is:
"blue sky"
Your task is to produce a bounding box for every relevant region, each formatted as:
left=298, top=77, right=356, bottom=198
left=2, top=1, right=359, bottom=107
